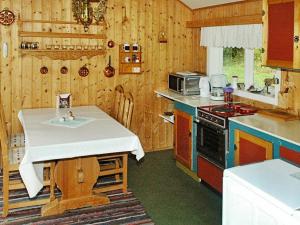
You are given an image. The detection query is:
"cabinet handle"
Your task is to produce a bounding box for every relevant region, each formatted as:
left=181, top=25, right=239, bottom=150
left=189, top=131, right=192, bottom=137
left=262, top=10, right=265, bottom=16
left=234, top=144, right=237, bottom=151
left=261, top=48, right=265, bottom=53
left=294, top=36, right=299, bottom=43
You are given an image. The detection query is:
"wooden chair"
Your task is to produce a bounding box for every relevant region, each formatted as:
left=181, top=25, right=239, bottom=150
left=96, top=92, right=133, bottom=194
left=111, top=85, right=124, bottom=122
left=121, top=92, right=134, bottom=129
left=0, top=101, right=55, bottom=217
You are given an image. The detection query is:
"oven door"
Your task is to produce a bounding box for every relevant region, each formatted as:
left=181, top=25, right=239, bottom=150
left=196, top=119, right=228, bottom=169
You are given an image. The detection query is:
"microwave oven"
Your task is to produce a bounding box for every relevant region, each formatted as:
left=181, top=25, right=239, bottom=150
left=168, top=72, right=201, bottom=95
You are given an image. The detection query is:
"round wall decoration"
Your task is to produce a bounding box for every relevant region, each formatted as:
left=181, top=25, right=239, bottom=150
left=78, top=66, right=89, bottom=77
left=60, top=66, right=68, bottom=74
left=40, top=66, right=48, bottom=75
left=0, top=8, right=15, bottom=26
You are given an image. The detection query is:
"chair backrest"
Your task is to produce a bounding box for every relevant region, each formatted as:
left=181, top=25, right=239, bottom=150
left=121, top=92, right=134, bottom=129
left=112, top=85, right=124, bottom=121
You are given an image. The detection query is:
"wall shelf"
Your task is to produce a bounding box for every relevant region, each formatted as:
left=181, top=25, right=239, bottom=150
left=18, top=18, right=107, bottom=60
left=119, top=44, right=143, bottom=74
left=19, top=31, right=106, bottom=39
left=20, top=49, right=106, bottom=60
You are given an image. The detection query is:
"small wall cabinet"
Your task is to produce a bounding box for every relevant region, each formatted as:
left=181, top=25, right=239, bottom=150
left=119, top=45, right=142, bottom=74
left=174, top=109, right=192, bottom=169
left=262, top=0, right=300, bottom=69
left=234, top=130, right=273, bottom=166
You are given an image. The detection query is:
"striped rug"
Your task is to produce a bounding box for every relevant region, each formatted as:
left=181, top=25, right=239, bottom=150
left=0, top=174, right=154, bottom=225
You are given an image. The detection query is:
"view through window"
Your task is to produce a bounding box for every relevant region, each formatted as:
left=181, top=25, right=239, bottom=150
left=223, top=48, right=273, bottom=89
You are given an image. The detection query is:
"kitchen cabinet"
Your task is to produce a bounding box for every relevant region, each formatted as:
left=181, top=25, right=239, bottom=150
left=234, top=130, right=273, bottom=166
left=174, top=109, right=192, bottom=169
left=262, top=0, right=300, bottom=69
left=229, top=119, right=300, bottom=168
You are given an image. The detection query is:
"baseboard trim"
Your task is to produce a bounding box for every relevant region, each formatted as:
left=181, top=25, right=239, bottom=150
left=176, top=161, right=200, bottom=182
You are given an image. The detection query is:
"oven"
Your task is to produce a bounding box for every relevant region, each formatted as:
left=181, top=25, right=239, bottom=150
left=195, top=106, right=229, bottom=193
left=196, top=119, right=228, bottom=169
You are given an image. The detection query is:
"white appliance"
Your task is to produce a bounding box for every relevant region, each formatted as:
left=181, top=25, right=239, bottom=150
left=199, top=76, right=210, bottom=97
left=210, top=74, right=227, bottom=101
left=223, top=159, right=300, bottom=225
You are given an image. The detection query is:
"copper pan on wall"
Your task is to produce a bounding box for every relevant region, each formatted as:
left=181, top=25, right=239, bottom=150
left=104, top=55, right=115, bottom=77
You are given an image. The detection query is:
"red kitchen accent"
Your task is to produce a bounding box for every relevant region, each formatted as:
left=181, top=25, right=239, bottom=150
left=280, top=146, right=300, bottom=166
left=239, top=138, right=266, bottom=165
left=268, top=2, right=294, bottom=62
left=197, top=156, right=223, bottom=193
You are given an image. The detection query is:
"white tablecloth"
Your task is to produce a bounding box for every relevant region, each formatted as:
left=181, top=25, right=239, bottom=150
left=18, top=106, right=144, bottom=198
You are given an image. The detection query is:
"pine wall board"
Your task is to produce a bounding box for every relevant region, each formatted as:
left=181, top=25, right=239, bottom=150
left=0, top=0, right=193, bottom=152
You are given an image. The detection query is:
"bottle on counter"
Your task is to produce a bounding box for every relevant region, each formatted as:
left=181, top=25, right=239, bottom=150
left=223, top=87, right=234, bottom=102
left=232, top=76, right=238, bottom=90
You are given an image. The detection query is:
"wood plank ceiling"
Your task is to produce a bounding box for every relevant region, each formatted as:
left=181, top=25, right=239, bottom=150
left=180, top=0, right=242, bottom=9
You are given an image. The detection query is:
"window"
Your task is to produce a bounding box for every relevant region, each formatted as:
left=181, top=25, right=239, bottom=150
left=223, top=47, right=274, bottom=89
left=253, top=49, right=274, bottom=88
left=207, top=47, right=280, bottom=105
left=223, top=48, right=245, bottom=84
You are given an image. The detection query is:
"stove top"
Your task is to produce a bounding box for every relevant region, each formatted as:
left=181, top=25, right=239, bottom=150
left=200, top=103, right=257, bottom=118
left=197, top=103, right=257, bottom=129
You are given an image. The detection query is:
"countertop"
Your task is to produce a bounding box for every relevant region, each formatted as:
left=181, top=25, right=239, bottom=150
left=229, top=114, right=300, bottom=147
left=155, top=89, right=225, bottom=108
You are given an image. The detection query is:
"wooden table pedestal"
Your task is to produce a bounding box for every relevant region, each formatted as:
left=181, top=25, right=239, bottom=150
left=41, top=156, right=109, bottom=216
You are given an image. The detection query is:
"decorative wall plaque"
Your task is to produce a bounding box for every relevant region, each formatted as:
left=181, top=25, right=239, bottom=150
left=78, top=66, right=89, bottom=77
left=60, top=66, right=68, bottom=74
left=0, top=8, right=15, bottom=26
left=40, top=66, right=48, bottom=75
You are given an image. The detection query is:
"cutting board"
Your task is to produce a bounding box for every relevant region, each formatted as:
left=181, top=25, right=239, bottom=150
left=257, top=109, right=299, bottom=121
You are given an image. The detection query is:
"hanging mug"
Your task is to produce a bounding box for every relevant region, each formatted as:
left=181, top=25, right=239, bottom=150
left=123, top=43, right=130, bottom=52
left=132, top=43, right=139, bottom=52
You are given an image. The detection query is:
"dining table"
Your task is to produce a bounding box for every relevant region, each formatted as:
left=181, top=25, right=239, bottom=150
left=18, top=105, right=144, bottom=216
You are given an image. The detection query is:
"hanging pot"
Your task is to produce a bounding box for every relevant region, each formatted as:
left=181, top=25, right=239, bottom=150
left=103, top=55, right=115, bottom=77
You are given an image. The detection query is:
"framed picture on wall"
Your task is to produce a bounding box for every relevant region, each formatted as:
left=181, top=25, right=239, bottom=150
left=56, top=93, right=72, bottom=109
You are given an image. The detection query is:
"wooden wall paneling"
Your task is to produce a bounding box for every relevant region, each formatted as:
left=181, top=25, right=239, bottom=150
left=21, top=0, right=32, bottom=109
left=133, top=0, right=145, bottom=145
left=143, top=0, right=153, bottom=151
left=50, top=0, right=62, bottom=106
left=41, top=0, right=52, bottom=109
left=60, top=0, right=71, bottom=95
left=0, top=0, right=12, bottom=134
left=11, top=0, right=22, bottom=134
left=158, top=0, right=167, bottom=148
left=32, top=1, right=42, bottom=108
left=152, top=0, right=160, bottom=149
left=166, top=1, right=175, bottom=148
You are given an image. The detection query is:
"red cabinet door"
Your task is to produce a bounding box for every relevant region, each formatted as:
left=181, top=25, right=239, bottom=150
left=235, top=130, right=273, bottom=166
left=280, top=146, right=300, bottom=165
left=263, top=0, right=300, bottom=69
left=174, top=110, right=192, bottom=169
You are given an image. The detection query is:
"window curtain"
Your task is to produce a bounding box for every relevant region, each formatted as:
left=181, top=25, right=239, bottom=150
left=200, top=24, right=262, bottom=49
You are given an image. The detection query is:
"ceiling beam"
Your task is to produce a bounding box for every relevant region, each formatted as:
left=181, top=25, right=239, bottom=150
left=186, top=14, right=262, bottom=28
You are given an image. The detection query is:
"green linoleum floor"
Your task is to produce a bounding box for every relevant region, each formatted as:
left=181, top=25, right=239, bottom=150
left=128, top=150, right=222, bottom=225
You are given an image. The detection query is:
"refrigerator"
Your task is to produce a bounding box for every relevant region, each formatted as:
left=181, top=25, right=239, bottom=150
left=223, top=159, right=300, bottom=225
